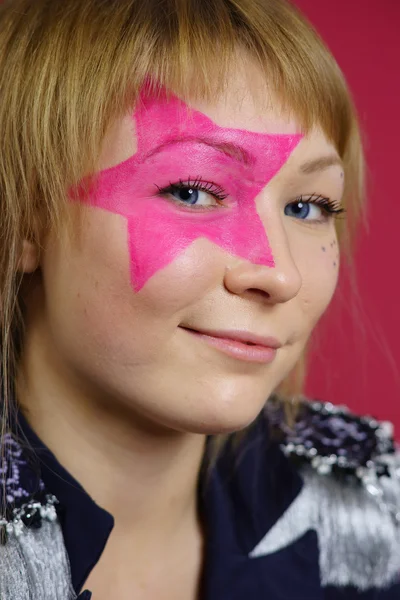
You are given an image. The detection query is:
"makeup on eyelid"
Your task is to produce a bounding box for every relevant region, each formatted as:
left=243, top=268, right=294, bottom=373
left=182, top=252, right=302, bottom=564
left=72, top=86, right=302, bottom=291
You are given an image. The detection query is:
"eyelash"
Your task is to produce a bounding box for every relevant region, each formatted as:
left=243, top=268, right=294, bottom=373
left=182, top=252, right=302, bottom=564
left=294, top=194, right=345, bottom=217
left=156, top=177, right=228, bottom=204
left=156, top=178, right=345, bottom=218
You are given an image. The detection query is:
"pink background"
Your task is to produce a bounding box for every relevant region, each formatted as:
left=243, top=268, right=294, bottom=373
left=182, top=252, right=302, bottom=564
left=294, top=1, right=400, bottom=431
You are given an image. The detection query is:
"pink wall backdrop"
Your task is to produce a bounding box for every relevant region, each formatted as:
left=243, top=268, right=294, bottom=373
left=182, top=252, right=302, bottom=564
left=295, top=1, right=400, bottom=431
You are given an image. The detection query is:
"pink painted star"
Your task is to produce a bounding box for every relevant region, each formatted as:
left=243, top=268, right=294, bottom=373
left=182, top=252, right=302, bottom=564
left=84, top=87, right=302, bottom=291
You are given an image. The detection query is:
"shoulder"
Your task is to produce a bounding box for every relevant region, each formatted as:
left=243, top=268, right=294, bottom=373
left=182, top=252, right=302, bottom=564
left=253, top=396, right=400, bottom=594
left=0, top=431, right=58, bottom=538
left=0, top=430, right=76, bottom=599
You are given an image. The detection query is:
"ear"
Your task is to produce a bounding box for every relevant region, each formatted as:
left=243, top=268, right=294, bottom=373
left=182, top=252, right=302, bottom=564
left=18, top=239, right=40, bottom=273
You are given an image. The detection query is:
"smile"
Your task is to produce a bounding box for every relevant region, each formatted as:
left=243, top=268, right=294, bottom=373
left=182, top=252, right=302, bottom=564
left=180, top=327, right=281, bottom=364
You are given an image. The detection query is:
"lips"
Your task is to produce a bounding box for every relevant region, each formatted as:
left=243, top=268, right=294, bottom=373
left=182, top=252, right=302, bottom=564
left=182, top=327, right=282, bottom=349
left=180, top=326, right=281, bottom=364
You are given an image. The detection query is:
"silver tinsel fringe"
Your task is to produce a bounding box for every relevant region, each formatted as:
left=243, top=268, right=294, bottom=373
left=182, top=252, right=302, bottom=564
left=0, top=519, right=76, bottom=600
left=249, top=453, right=400, bottom=591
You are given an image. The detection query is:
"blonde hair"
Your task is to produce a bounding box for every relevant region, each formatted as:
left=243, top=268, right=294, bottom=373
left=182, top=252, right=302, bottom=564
left=0, top=0, right=364, bottom=433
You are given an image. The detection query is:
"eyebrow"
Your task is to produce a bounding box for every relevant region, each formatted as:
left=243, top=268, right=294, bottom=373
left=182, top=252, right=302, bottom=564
left=299, top=155, right=343, bottom=174
left=144, top=136, right=253, bottom=166
left=145, top=137, right=343, bottom=175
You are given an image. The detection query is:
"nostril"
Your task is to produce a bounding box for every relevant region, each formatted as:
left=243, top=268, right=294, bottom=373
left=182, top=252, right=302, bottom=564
left=247, top=288, right=271, bottom=301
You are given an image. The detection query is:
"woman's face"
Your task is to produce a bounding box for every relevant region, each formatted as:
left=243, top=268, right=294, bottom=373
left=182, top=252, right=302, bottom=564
left=35, top=70, right=344, bottom=434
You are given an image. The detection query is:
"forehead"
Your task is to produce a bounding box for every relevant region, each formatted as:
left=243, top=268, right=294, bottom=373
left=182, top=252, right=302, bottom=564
left=190, top=67, right=299, bottom=135
left=98, top=76, right=336, bottom=173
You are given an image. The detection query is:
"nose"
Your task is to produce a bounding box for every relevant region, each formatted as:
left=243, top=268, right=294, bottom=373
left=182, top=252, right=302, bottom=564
left=223, top=218, right=302, bottom=304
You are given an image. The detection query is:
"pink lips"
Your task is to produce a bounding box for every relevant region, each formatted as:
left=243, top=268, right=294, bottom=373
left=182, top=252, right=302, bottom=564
left=181, top=327, right=281, bottom=364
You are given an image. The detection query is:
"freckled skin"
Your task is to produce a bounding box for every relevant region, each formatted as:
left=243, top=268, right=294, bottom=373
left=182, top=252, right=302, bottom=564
left=327, top=239, right=339, bottom=267
left=29, top=67, right=344, bottom=435
left=321, top=239, right=339, bottom=269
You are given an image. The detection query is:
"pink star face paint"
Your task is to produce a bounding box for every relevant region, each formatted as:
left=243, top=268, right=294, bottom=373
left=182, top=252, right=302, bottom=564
left=74, top=88, right=302, bottom=291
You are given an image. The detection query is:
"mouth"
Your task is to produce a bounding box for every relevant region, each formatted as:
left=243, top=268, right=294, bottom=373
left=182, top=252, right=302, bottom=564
left=180, top=327, right=281, bottom=364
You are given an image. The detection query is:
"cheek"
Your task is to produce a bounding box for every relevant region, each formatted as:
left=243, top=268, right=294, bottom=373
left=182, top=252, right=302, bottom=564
left=130, top=237, right=226, bottom=317
left=50, top=210, right=224, bottom=346
left=42, top=211, right=134, bottom=348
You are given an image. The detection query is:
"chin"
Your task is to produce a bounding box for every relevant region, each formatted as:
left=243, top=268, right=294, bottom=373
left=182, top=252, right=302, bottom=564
left=199, top=383, right=272, bottom=435
left=173, top=397, right=267, bottom=436
left=120, top=373, right=274, bottom=436
left=187, top=416, right=259, bottom=436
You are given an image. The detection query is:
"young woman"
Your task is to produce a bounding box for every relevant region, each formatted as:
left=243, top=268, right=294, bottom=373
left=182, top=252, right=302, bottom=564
left=0, top=0, right=399, bottom=598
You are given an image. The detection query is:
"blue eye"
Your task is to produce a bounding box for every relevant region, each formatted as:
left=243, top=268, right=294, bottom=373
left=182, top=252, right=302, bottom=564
left=156, top=177, right=228, bottom=210
left=171, top=186, right=200, bottom=205
left=285, top=201, right=313, bottom=219
left=285, top=195, right=345, bottom=222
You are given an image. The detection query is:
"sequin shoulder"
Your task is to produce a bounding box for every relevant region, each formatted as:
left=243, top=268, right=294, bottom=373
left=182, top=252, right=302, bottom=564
left=266, top=396, right=399, bottom=520
left=0, top=433, right=58, bottom=543
left=252, top=396, right=400, bottom=591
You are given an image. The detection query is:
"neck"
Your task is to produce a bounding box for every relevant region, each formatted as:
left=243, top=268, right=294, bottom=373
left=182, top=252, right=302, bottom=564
left=17, top=328, right=206, bottom=545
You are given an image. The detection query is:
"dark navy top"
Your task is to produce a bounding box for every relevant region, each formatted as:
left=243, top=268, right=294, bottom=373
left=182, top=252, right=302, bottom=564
left=18, top=413, right=400, bottom=600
